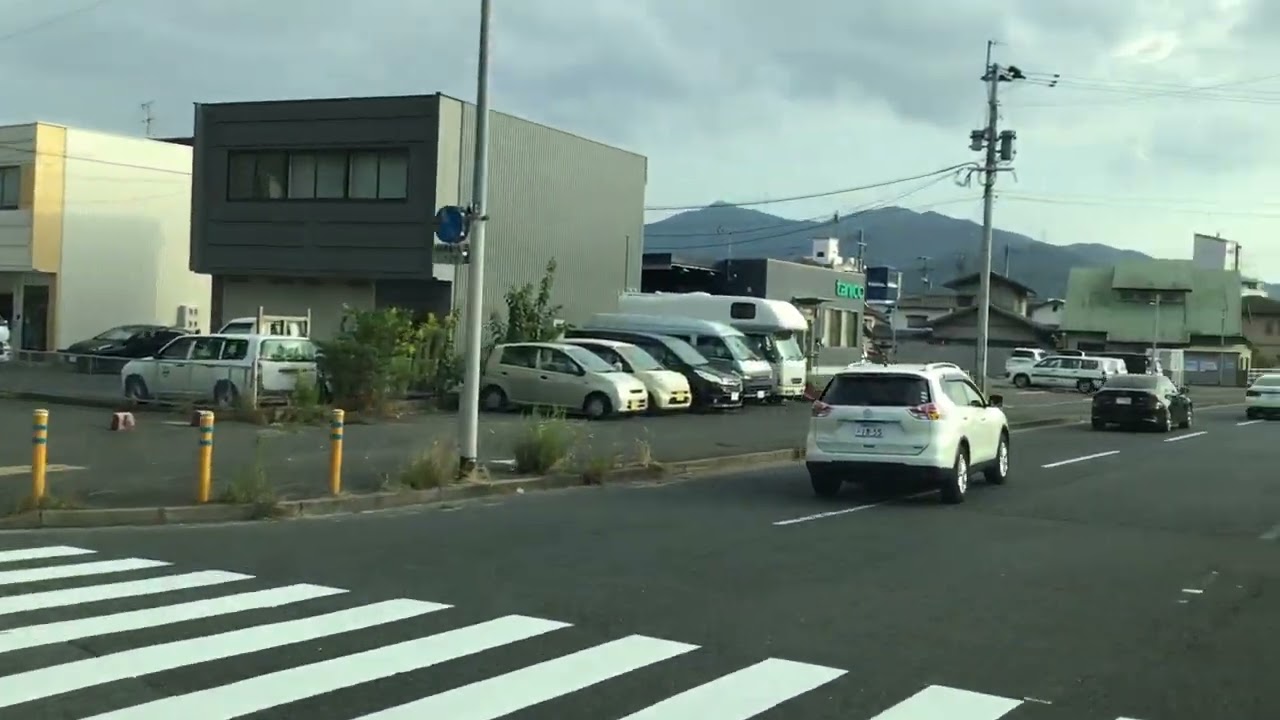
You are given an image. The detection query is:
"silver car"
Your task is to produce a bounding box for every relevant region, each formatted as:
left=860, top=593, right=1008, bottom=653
left=481, top=342, right=649, bottom=419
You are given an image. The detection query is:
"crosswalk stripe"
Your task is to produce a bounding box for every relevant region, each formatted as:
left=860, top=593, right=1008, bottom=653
left=0, top=598, right=445, bottom=709
left=82, top=614, right=572, bottom=720
left=355, top=634, right=699, bottom=719
left=0, top=558, right=170, bottom=586
left=0, top=583, right=346, bottom=654
left=616, top=658, right=847, bottom=719
left=0, top=571, right=253, bottom=616
left=0, top=546, right=95, bottom=564
left=868, top=685, right=1023, bottom=719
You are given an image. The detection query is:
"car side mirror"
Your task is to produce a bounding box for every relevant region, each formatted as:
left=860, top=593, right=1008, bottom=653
left=988, top=393, right=1004, bottom=408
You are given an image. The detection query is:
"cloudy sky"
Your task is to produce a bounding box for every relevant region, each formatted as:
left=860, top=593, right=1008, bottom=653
left=6, top=0, right=1280, bottom=279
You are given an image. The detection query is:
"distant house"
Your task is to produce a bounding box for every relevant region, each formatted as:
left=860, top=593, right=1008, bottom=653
left=1029, top=299, right=1064, bottom=327
left=1242, top=295, right=1280, bottom=366
left=1059, top=260, right=1250, bottom=385
left=891, top=293, right=956, bottom=332
left=926, top=272, right=1054, bottom=347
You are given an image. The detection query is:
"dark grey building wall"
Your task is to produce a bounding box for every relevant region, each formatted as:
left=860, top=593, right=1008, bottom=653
left=443, top=96, right=647, bottom=344
left=762, top=260, right=865, bottom=369
left=190, top=95, right=440, bottom=278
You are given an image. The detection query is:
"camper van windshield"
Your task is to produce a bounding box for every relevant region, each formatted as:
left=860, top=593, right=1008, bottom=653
left=775, top=332, right=805, bottom=361
left=724, top=335, right=763, bottom=362
left=742, top=334, right=780, bottom=362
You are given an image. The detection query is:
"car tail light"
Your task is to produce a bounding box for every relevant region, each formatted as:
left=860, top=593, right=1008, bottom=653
left=811, top=401, right=832, bottom=417
left=907, top=402, right=942, bottom=420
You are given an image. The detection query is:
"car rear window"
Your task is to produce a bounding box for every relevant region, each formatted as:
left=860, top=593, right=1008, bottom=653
left=1103, top=375, right=1158, bottom=390
left=822, top=374, right=931, bottom=407
left=1254, top=375, right=1280, bottom=387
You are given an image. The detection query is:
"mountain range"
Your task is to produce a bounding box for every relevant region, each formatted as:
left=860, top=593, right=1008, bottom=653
left=643, top=203, right=1279, bottom=300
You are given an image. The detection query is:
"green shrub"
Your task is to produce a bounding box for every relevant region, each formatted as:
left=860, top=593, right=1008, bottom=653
left=399, top=441, right=460, bottom=490
left=512, top=411, right=576, bottom=475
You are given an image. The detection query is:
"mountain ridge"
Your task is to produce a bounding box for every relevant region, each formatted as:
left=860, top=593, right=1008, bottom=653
left=643, top=205, right=1278, bottom=299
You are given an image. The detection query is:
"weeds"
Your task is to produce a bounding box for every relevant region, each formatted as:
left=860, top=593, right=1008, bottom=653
left=578, top=452, right=619, bottom=485
left=512, top=410, right=577, bottom=475
left=218, top=435, right=278, bottom=516
left=12, top=492, right=78, bottom=515
left=399, top=440, right=460, bottom=490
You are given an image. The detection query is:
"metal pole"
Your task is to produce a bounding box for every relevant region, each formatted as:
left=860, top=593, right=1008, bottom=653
left=458, top=0, right=493, bottom=476
left=1151, top=295, right=1161, bottom=371
left=974, top=62, right=1000, bottom=394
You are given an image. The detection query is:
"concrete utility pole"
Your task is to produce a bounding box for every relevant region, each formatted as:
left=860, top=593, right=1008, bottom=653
left=971, top=41, right=1024, bottom=394
left=458, top=0, right=494, bottom=475
left=141, top=101, right=154, bottom=137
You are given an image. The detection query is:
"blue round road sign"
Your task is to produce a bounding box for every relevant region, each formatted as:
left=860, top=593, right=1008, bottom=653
left=435, top=206, right=468, bottom=244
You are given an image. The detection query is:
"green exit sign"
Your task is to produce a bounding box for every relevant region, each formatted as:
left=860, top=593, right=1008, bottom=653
left=835, top=279, right=865, bottom=300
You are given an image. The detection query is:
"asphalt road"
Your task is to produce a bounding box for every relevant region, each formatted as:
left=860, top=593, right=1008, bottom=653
left=0, top=385, right=1170, bottom=508
left=0, top=402, right=1275, bottom=719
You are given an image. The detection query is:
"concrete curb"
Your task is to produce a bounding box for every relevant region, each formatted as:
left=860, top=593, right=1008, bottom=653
left=0, top=448, right=806, bottom=530
left=0, top=390, right=135, bottom=411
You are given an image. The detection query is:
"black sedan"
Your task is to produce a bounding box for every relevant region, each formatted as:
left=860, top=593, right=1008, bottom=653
left=60, top=325, right=191, bottom=374
left=1091, top=373, right=1193, bottom=432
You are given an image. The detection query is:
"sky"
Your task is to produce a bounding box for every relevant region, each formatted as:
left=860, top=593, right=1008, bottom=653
left=5, top=0, right=1280, bottom=280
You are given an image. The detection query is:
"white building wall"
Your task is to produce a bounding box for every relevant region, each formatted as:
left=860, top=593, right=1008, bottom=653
left=0, top=124, right=36, bottom=270
left=57, top=128, right=209, bottom=348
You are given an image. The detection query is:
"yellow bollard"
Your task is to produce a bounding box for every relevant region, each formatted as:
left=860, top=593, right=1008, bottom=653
left=197, top=411, right=214, bottom=503
left=31, top=409, right=48, bottom=501
left=328, top=408, right=345, bottom=495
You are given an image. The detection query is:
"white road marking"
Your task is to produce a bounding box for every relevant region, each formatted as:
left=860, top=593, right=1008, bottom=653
left=0, top=546, right=94, bottom=564
left=773, top=491, right=936, bottom=526
left=1180, top=588, right=1204, bottom=595
left=0, top=558, right=169, bottom=586
left=0, top=570, right=251, bottom=616
left=1040, top=450, right=1120, bottom=469
left=82, top=615, right=569, bottom=720
left=1237, top=419, right=1263, bottom=426
left=868, top=685, right=1023, bottom=719
left=1164, top=431, right=1207, bottom=443
left=0, top=464, right=86, bottom=477
left=0, top=584, right=346, bottom=653
left=355, top=635, right=698, bottom=720
left=0, top=599, right=442, bottom=709
left=617, top=658, right=846, bottom=719
left=1259, top=523, right=1280, bottom=541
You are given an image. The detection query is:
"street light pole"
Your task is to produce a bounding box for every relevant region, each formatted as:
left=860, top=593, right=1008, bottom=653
left=1150, top=295, right=1161, bottom=372
left=458, top=0, right=493, bottom=475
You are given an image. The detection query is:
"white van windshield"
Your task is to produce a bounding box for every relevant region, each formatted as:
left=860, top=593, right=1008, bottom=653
left=774, top=331, right=805, bottom=361
left=742, top=334, right=779, bottom=362
left=725, top=334, right=762, bottom=362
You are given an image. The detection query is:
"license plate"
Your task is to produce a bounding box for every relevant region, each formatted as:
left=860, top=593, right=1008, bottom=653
left=755, top=390, right=765, bottom=399
left=854, top=425, right=883, bottom=438
left=730, top=392, right=740, bottom=401
left=1115, top=397, right=1131, bottom=405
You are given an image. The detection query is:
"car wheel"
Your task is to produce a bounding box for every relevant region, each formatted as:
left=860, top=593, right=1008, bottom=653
left=583, top=392, right=612, bottom=420
left=985, top=432, right=1010, bottom=485
left=1013, top=374, right=1030, bottom=389
left=213, top=381, right=239, bottom=409
left=1246, top=408, right=1258, bottom=420
left=1159, top=410, right=1173, bottom=433
left=940, top=445, right=969, bottom=504
left=480, top=386, right=508, bottom=412
left=1179, top=406, right=1192, bottom=429
left=1076, top=378, right=1095, bottom=393
left=124, top=375, right=149, bottom=402
left=809, top=472, right=842, bottom=498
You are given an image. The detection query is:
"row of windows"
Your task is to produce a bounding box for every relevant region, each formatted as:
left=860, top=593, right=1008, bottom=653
left=1117, top=289, right=1185, bottom=304
left=0, top=166, right=21, bottom=209
left=227, top=149, right=409, bottom=201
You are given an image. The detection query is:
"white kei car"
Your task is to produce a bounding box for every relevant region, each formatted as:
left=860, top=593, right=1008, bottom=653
left=805, top=362, right=1011, bottom=504
left=1245, top=373, right=1280, bottom=420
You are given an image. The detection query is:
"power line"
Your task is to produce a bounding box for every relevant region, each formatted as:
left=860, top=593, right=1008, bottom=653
left=0, top=140, right=191, bottom=176
left=1014, top=70, right=1280, bottom=108
left=999, top=192, right=1280, bottom=218
left=642, top=162, right=976, bottom=212
left=0, top=0, right=124, bottom=44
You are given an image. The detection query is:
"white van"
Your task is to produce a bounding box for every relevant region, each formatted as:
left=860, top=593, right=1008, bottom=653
left=617, top=292, right=808, bottom=400
left=579, top=313, right=776, bottom=401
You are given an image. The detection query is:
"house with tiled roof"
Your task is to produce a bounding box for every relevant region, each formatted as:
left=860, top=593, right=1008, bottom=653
left=1242, top=294, right=1280, bottom=366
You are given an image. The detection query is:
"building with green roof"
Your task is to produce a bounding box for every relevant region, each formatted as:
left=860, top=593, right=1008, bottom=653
left=1060, top=259, right=1250, bottom=385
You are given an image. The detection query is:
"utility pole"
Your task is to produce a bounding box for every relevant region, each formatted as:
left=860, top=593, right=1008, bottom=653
left=457, top=0, right=494, bottom=475
left=918, top=255, right=932, bottom=289
left=1002, top=246, right=1011, bottom=276
left=970, top=41, right=1025, bottom=394
left=141, top=101, right=155, bottom=137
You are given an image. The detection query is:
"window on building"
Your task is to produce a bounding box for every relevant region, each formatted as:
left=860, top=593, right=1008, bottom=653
left=227, top=149, right=409, bottom=201
left=0, top=166, right=20, bottom=209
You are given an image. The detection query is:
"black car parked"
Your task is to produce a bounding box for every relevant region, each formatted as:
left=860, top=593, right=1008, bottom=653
left=61, top=325, right=191, bottom=374
left=1091, top=373, right=1193, bottom=432
left=561, top=329, right=744, bottom=410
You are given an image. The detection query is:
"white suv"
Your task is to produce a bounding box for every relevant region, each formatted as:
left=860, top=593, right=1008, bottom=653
left=805, top=363, right=1011, bottom=504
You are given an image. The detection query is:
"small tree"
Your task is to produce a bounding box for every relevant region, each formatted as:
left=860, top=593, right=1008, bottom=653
left=484, top=260, right=565, bottom=357
left=317, top=307, right=425, bottom=410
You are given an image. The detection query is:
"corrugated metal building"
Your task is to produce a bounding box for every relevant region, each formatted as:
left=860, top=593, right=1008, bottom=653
left=189, top=94, right=646, bottom=340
